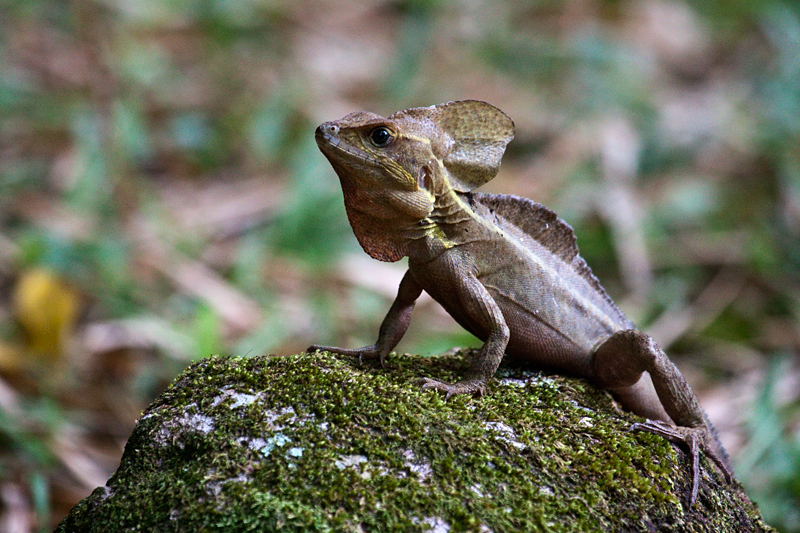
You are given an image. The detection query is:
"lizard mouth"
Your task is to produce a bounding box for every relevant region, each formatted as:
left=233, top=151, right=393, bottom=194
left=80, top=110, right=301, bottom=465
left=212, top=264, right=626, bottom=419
left=315, top=122, right=425, bottom=196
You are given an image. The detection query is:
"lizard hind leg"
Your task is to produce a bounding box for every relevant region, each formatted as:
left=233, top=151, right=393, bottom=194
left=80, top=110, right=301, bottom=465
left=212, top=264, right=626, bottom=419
left=591, top=329, right=735, bottom=504
left=591, top=329, right=707, bottom=428
left=591, top=330, right=672, bottom=422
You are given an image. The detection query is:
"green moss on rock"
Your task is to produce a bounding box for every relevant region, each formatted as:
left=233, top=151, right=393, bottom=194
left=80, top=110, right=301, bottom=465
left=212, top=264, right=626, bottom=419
left=57, top=351, right=772, bottom=532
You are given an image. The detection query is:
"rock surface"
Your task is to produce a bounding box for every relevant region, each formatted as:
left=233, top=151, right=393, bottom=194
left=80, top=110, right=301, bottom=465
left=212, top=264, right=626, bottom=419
left=57, top=351, right=772, bottom=532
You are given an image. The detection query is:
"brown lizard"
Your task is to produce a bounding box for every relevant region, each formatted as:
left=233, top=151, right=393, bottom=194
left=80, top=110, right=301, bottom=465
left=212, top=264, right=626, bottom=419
left=308, top=100, right=734, bottom=503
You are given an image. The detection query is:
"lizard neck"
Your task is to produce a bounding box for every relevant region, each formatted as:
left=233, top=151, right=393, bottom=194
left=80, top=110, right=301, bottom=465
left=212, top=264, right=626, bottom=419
left=404, top=188, right=482, bottom=263
left=341, top=182, right=433, bottom=262
left=432, top=189, right=476, bottom=230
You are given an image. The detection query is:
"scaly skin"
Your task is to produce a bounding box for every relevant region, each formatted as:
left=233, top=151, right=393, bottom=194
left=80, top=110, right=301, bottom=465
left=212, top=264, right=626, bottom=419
left=307, top=100, right=734, bottom=504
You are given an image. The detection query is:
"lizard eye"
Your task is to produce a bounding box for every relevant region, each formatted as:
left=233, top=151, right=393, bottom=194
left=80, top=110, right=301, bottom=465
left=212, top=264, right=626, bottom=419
left=369, top=127, right=393, bottom=147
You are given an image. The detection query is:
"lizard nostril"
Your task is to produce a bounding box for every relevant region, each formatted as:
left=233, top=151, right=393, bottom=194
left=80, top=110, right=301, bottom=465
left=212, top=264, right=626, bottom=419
left=316, top=123, right=340, bottom=138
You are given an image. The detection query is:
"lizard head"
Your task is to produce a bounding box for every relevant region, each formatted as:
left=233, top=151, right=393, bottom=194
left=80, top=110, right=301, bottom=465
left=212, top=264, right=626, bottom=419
left=315, top=100, right=514, bottom=261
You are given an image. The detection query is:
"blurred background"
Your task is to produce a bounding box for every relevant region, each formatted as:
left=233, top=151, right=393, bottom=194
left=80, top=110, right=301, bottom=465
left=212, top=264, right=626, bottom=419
left=1, top=0, right=799, bottom=530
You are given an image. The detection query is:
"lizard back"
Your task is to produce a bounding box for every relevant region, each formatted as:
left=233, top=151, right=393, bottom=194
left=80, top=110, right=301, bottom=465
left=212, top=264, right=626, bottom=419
left=467, top=191, right=632, bottom=329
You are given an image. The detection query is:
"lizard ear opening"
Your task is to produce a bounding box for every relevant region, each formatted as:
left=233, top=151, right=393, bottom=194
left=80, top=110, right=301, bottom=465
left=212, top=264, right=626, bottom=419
left=416, top=164, right=432, bottom=193
left=435, top=100, right=515, bottom=192
left=416, top=167, right=427, bottom=191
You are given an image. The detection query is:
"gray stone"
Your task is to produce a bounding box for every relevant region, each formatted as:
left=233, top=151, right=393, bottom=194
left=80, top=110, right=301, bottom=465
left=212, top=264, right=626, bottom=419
left=56, top=351, right=773, bottom=532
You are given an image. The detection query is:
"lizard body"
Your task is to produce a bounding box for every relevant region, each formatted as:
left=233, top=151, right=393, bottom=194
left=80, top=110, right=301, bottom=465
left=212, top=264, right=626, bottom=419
left=308, top=100, right=734, bottom=503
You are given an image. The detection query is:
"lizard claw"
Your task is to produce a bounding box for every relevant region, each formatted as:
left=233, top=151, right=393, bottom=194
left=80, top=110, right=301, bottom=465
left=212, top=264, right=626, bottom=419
left=632, top=420, right=734, bottom=505
left=419, top=377, right=485, bottom=399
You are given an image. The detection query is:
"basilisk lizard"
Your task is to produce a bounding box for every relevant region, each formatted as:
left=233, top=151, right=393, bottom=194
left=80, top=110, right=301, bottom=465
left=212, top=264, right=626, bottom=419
left=308, top=100, right=734, bottom=503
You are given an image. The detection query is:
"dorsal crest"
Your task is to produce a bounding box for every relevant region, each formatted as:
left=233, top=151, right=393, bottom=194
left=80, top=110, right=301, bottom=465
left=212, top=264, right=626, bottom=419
left=466, top=192, right=623, bottom=314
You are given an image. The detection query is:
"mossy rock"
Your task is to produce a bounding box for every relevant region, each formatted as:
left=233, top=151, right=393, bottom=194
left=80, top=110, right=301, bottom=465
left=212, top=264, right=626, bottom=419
left=57, top=351, right=772, bottom=532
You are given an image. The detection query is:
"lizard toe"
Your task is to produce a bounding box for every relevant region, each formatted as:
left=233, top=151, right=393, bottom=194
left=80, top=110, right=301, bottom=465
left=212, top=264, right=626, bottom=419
left=419, top=377, right=484, bottom=399
left=632, top=420, right=734, bottom=506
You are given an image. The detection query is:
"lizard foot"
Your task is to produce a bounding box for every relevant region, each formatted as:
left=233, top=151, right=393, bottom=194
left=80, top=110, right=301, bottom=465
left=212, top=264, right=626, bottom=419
left=419, top=377, right=485, bottom=399
left=632, top=420, right=734, bottom=505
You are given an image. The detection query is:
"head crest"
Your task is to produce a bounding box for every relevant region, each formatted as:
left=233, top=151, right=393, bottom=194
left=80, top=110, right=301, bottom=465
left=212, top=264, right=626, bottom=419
left=392, top=100, right=515, bottom=192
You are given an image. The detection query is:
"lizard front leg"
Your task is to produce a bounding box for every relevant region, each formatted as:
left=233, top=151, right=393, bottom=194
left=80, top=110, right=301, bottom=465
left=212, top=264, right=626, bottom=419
left=591, top=329, right=734, bottom=504
left=420, top=274, right=510, bottom=398
left=308, top=271, right=422, bottom=365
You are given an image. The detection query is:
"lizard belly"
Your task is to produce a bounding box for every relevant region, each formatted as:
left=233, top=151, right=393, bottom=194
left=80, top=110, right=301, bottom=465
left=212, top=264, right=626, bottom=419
left=496, top=292, right=597, bottom=376
left=419, top=274, right=599, bottom=378
left=480, top=251, right=624, bottom=376
left=411, top=241, right=627, bottom=379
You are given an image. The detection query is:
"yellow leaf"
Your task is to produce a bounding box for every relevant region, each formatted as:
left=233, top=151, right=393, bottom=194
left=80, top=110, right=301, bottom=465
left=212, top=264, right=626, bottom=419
left=13, top=268, right=81, bottom=362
